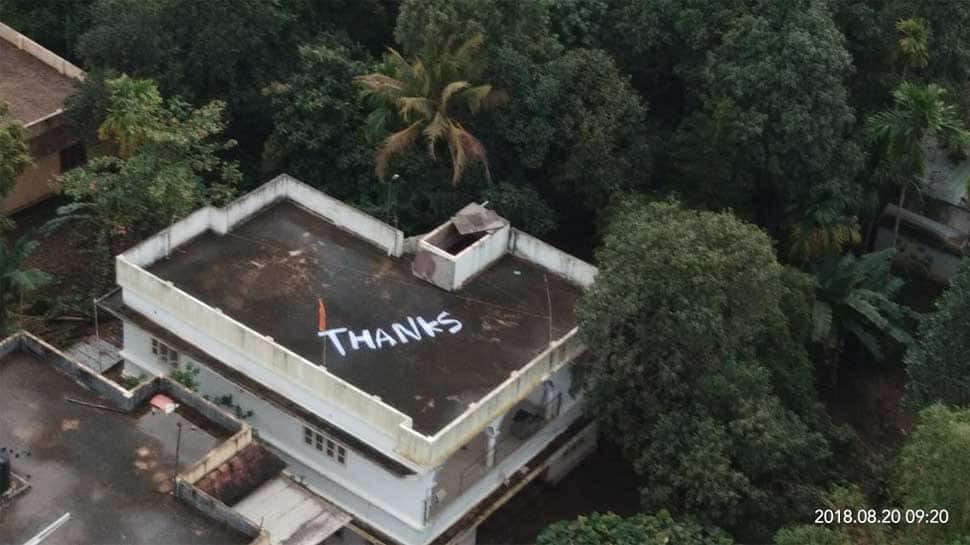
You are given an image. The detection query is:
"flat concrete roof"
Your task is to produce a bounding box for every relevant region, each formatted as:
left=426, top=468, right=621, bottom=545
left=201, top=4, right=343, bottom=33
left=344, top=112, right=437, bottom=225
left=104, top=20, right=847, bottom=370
left=0, top=351, right=248, bottom=545
left=0, top=38, right=77, bottom=123
left=148, top=201, right=581, bottom=434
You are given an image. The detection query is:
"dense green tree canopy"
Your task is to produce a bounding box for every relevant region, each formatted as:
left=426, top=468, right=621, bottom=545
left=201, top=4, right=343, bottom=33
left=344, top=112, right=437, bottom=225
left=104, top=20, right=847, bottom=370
left=577, top=198, right=831, bottom=540
left=0, top=0, right=93, bottom=60
left=810, top=248, right=913, bottom=363
left=906, top=259, right=970, bottom=408
left=59, top=77, right=238, bottom=235
left=537, top=511, right=733, bottom=545
left=0, top=103, right=31, bottom=201
left=0, top=235, right=51, bottom=330
left=895, top=404, right=970, bottom=542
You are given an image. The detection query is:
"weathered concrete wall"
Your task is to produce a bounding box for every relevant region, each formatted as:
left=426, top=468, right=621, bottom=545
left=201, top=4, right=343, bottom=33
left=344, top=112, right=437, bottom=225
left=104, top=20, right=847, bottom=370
left=175, top=480, right=268, bottom=543
left=179, top=428, right=253, bottom=485
left=397, top=330, right=585, bottom=467
left=452, top=225, right=510, bottom=289
left=17, top=331, right=143, bottom=410
left=2, top=151, right=59, bottom=213
left=875, top=226, right=963, bottom=283
left=543, top=421, right=598, bottom=485
left=122, top=174, right=404, bottom=268
left=0, top=22, right=84, bottom=84
left=164, top=379, right=244, bottom=433
left=423, top=403, right=590, bottom=544
left=117, top=258, right=416, bottom=444
left=121, top=319, right=433, bottom=531
left=414, top=207, right=510, bottom=291
left=508, top=230, right=598, bottom=288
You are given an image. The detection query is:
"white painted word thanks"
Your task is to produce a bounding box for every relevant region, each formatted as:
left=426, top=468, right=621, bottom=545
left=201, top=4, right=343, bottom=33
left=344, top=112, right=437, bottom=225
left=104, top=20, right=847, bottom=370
left=317, top=311, right=463, bottom=356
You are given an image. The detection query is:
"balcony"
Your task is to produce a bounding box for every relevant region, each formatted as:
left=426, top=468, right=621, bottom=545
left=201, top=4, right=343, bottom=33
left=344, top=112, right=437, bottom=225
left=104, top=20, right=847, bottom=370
left=426, top=390, right=563, bottom=519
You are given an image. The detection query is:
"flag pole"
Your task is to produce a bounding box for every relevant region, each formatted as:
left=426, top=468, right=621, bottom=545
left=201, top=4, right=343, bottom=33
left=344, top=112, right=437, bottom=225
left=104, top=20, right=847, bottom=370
left=318, top=298, right=327, bottom=368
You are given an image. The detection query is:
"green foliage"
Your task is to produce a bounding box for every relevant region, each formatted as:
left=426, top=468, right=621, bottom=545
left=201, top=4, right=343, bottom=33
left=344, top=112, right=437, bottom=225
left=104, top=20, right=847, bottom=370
left=266, top=33, right=557, bottom=235
left=488, top=47, right=651, bottom=212
left=264, top=32, right=375, bottom=198
left=0, top=235, right=52, bottom=328
left=906, top=259, right=970, bottom=408
left=895, top=404, right=970, bottom=543
left=774, top=527, right=852, bottom=545
left=356, top=33, right=507, bottom=184
left=577, top=198, right=830, bottom=540
left=59, top=77, right=239, bottom=236
left=0, top=103, right=31, bottom=200
left=894, top=18, right=930, bottom=74
left=866, top=82, right=970, bottom=187
left=0, top=0, right=93, bottom=60
left=810, top=248, right=914, bottom=362
left=395, top=0, right=554, bottom=57
left=887, top=0, right=970, bottom=87
left=611, top=0, right=862, bottom=227
left=78, top=0, right=295, bottom=106
left=76, top=0, right=303, bottom=181
left=548, top=0, right=611, bottom=49
left=116, top=374, right=145, bottom=390
left=212, top=393, right=254, bottom=419
left=536, top=511, right=733, bottom=545
left=169, top=363, right=200, bottom=391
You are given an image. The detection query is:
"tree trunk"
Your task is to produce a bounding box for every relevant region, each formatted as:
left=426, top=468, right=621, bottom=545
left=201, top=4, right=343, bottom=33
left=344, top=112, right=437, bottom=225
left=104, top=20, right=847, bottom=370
left=891, top=185, right=907, bottom=251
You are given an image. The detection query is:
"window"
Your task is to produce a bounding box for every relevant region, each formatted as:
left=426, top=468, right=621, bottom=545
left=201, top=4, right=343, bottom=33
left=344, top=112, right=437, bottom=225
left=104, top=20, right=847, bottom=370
left=151, top=337, right=179, bottom=366
left=302, top=425, right=347, bottom=465
left=59, top=143, right=86, bottom=172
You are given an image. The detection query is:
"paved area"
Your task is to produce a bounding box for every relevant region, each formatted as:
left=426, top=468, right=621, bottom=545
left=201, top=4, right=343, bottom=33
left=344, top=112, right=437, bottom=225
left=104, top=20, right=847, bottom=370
left=235, top=476, right=350, bottom=545
left=0, top=352, right=247, bottom=545
left=149, top=201, right=581, bottom=434
left=0, top=39, right=77, bottom=123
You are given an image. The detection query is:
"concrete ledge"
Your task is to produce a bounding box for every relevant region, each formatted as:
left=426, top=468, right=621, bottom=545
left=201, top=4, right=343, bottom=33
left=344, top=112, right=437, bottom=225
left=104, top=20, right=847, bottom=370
left=175, top=480, right=270, bottom=545
left=0, top=22, right=84, bottom=83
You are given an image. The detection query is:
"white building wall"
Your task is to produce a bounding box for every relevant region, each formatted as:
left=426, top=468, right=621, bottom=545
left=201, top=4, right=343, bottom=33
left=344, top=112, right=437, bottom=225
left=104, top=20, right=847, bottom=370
left=120, top=320, right=434, bottom=533
left=120, top=317, right=590, bottom=545
left=120, top=286, right=413, bottom=459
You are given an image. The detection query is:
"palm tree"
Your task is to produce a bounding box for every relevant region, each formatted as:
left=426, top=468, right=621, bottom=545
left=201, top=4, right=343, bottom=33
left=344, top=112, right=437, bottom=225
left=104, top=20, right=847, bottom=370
left=811, top=248, right=913, bottom=363
left=895, top=18, right=929, bottom=79
left=98, top=75, right=164, bottom=158
left=355, top=34, right=508, bottom=185
left=865, top=83, right=970, bottom=251
left=787, top=181, right=862, bottom=263
left=0, top=234, right=51, bottom=328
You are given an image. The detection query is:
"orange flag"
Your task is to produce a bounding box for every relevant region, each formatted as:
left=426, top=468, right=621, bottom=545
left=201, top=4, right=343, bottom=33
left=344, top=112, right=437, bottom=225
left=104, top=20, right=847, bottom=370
left=318, top=298, right=327, bottom=331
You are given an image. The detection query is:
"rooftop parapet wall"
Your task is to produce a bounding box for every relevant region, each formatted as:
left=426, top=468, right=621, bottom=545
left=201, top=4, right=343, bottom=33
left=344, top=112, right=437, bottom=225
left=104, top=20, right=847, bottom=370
left=116, top=256, right=417, bottom=443
left=0, top=22, right=84, bottom=84
left=508, top=230, right=598, bottom=288
left=122, top=174, right=405, bottom=268
left=396, top=328, right=586, bottom=466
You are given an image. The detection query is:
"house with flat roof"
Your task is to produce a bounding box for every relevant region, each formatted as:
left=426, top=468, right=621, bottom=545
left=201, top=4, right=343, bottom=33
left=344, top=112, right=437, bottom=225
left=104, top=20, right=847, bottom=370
left=98, top=174, right=599, bottom=545
left=0, top=22, right=85, bottom=212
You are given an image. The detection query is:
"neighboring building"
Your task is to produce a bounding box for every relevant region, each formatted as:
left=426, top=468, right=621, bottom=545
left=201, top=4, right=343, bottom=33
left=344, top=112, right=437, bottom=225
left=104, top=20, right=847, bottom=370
left=99, top=174, right=599, bottom=545
left=876, top=141, right=970, bottom=283
left=0, top=22, right=85, bottom=212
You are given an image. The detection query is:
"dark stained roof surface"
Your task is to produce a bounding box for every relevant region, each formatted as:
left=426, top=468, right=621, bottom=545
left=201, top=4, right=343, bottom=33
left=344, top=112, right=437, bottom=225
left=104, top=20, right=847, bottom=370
left=0, top=38, right=77, bottom=123
left=0, top=350, right=247, bottom=545
left=147, top=201, right=581, bottom=434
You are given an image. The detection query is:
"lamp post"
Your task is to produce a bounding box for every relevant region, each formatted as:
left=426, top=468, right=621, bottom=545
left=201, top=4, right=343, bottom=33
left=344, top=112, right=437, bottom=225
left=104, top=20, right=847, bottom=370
left=171, top=421, right=199, bottom=487
left=387, top=174, right=400, bottom=228
left=172, top=421, right=182, bottom=486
